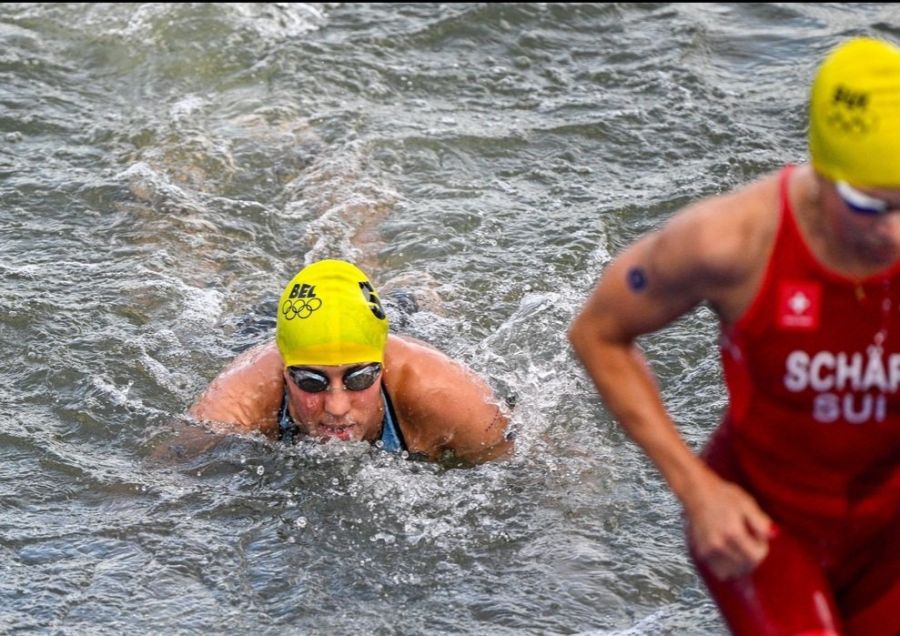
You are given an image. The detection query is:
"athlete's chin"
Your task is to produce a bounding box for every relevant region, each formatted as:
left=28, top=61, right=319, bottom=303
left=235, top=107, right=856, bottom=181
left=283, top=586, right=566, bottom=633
left=865, top=239, right=900, bottom=264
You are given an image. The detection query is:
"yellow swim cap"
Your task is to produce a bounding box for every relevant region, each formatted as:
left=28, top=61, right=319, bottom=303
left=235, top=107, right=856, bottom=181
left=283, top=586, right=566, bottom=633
left=276, top=260, right=388, bottom=367
left=809, top=37, right=900, bottom=188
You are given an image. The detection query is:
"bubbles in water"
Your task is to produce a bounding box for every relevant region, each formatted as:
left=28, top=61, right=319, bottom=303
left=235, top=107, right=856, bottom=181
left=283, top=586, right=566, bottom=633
left=371, top=532, right=396, bottom=545
left=169, top=95, right=206, bottom=123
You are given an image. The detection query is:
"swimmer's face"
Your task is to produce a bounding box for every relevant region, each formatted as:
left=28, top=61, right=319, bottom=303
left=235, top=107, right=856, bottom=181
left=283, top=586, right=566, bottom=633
left=284, top=363, right=385, bottom=443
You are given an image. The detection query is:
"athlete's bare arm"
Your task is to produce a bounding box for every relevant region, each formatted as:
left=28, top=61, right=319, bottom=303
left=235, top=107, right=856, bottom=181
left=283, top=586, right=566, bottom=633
left=187, top=341, right=285, bottom=437
left=383, top=336, right=513, bottom=464
left=569, top=174, right=782, bottom=580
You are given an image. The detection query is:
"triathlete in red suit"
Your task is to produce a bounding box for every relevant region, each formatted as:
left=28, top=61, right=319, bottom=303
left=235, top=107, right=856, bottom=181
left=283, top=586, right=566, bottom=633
left=701, top=165, right=900, bottom=635
left=569, top=38, right=900, bottom=636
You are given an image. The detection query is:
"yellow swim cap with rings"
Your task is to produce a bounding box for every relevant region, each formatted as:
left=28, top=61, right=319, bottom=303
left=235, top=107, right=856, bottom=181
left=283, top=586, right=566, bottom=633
left=809, top=37, right=900, bottom=188
left=276, top=260, right=389, bottom=366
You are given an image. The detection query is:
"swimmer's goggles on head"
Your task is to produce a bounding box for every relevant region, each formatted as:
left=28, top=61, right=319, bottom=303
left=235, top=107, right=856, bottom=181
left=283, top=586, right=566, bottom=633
left=837, top=181, right=900, bottom=215
left=286, top=363, right=382, bottom=393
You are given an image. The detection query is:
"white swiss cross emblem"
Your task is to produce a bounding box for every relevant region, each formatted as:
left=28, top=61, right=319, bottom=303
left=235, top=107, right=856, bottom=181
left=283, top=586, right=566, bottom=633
left=778, top=281, right=820, bottom=330
left=788, top=291, right=811, bottom=315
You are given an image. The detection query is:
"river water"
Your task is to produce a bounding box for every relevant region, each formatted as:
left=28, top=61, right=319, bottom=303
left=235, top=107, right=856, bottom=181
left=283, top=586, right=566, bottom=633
left=2, top=3, right=897, bottom=634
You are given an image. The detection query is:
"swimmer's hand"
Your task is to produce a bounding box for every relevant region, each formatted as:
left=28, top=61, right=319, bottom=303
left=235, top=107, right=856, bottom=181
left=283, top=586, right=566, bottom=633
left=148, top=422, right=229, bottom=464
left=683, top=471, right=775, bottom=580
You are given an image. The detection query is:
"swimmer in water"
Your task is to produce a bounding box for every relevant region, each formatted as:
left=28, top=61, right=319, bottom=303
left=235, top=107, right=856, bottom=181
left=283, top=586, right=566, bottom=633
left=158, top=259, right=512, bottom=464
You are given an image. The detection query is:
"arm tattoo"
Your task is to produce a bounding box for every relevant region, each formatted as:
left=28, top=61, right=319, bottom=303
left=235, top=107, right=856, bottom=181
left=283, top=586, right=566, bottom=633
left=627, top=266, right=648, bottom=292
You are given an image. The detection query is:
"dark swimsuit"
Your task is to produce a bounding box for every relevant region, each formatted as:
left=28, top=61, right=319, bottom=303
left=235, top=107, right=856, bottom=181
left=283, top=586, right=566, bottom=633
left=277, top=385, right=408, bottom=453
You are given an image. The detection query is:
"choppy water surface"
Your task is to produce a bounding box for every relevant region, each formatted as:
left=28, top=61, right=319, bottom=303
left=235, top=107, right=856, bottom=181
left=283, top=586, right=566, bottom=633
left=2, top=3, right=898, bottom=634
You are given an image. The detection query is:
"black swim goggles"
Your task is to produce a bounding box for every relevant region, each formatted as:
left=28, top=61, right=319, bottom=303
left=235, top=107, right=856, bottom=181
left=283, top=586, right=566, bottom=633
left=286, top=363, right=382, bottom=393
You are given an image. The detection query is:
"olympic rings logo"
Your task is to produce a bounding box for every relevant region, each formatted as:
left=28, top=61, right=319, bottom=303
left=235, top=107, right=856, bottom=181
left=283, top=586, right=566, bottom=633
left=825, top=109, right=877, bottom=136
left=281, top=298, right=323, bottom=320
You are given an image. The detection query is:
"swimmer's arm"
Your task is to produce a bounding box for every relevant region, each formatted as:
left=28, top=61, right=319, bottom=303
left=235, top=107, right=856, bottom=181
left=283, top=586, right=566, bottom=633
left=148, top=420, right=229, bottom=462
left=568, top=201, right=773, bottom=579
left=428, top=368, right=513, bottom=464
left=150, top=342, right=284, bottom=463
left=388, top=337, right=513, bottom=464
left=187, top=341, right=284, bottom=438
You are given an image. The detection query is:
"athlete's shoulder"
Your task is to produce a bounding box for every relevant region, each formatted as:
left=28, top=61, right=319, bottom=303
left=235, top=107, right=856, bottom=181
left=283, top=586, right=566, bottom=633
left=383, top=335, right=489, bottom=411
left=383, top=334, right=454, bottom=387
left=234, top=340, right=284, bottom=371
left=188, top=340, right=284, bottom=433
left=655, top=170, right=782, bottom=286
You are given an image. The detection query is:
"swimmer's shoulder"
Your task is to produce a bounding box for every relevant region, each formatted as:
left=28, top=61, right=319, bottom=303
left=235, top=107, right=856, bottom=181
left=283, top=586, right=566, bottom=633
left=189, top=340, right=284, bottom=433
left=383, top=334, right=461, bottom=383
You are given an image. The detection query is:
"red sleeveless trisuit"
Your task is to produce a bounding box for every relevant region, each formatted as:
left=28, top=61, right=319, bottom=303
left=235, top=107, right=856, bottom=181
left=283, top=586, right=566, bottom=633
left=698, top=166, right=900, bottom=635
